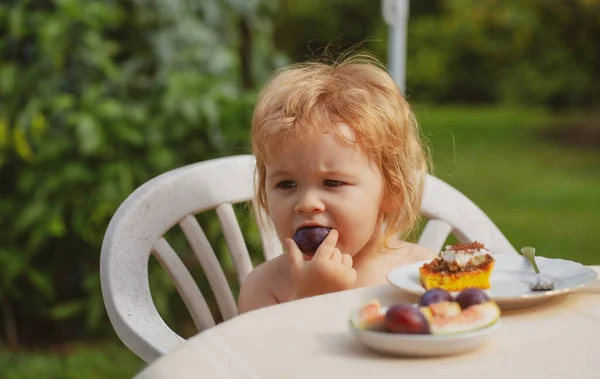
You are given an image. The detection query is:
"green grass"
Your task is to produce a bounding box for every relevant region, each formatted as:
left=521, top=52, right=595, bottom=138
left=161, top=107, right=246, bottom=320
left=0, top=342, right=144, bottom=379
left=415, top=105, right=600, bottom=265
left=1, top=105, right=598, bottom=379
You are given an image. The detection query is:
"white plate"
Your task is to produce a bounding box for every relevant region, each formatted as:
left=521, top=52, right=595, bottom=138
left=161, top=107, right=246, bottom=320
left=348, top=308, right=501, bottom=357
left=387, top=255, right=598, bottom=309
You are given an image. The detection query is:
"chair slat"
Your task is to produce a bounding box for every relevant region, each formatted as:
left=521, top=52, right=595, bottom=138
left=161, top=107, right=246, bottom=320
left=417, top=219, right=453, bottom=253
left=152, top=238, right=216, bottom=331
left=420, top=175, right=517, bottom=255
left=179, top=215, right=238, bottom=321
left=215, top=203, right=254, bottom=284
left=252, top=200, right=284, bottom=261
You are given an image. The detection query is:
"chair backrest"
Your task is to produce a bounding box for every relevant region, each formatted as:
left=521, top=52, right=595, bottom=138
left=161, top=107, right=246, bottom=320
left=100, top=155, right=281, bottom=363
left=418, top=174, right=518, bottom=255
left=100, top=154, right=516, bottom=363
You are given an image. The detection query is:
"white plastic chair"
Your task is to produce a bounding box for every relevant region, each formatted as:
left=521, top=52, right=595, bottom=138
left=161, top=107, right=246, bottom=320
left=418, top=174, right=517, bottom=255
left=100, top=154, right=517, bottom=363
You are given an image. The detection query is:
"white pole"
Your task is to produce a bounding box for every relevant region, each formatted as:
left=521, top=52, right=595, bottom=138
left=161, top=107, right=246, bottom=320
left=382, top=0, right=410, bottom=95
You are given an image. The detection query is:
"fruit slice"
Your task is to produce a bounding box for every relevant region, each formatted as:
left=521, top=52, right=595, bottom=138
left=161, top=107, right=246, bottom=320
left=419, top=300, right=462, bottom=322
left=429, top=301, right=501, bottom=335
left=351, top=299, right=385, bottom=331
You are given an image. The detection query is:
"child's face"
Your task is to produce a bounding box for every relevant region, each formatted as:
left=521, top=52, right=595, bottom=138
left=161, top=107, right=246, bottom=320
left=264, top=124, right=385, bottom=257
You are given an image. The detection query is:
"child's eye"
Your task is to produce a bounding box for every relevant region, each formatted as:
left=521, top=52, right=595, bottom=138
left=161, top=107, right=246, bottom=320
left=324, top=179, right=344, bottom=187
left=276, top=180, right=296, bottom=189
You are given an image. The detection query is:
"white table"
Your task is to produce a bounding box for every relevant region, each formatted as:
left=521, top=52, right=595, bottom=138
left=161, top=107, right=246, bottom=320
left=136, top=267, right=600, bottom=379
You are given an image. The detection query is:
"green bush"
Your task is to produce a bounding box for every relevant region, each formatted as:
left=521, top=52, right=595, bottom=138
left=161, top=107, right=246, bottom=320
left=405, top=0, right=600, bottom=107
left=0, top=0, right=281, bottom=346
left=271, top=0, right=600, bottom=108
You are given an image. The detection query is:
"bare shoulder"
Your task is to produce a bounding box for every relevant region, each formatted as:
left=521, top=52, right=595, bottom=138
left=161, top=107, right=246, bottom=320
left=404, top=242, right=438, bottom=262
left=237, top=254, right=292, bottom=314
left=387, top=241, right=437, bottom=268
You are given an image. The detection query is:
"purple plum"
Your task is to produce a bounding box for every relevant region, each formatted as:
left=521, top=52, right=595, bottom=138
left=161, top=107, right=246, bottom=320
left=418, top=288, right=454, bottom=307
left=455, top=288, right=490, bottom=310
left=385, top=304, right=431, bottom=334
left=292, top=226, right=332, bottom=255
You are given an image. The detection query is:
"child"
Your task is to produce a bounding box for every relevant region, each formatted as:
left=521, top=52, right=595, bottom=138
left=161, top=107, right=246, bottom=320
left=237, top=53, right=436, bottom=314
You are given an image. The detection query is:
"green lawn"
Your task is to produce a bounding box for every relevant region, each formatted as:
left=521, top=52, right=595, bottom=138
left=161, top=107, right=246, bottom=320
left=1, top=105, right=598, bottom=379
left=415, top=105, right=600, bottom=265
left=0, top=343, right=144, bottom=379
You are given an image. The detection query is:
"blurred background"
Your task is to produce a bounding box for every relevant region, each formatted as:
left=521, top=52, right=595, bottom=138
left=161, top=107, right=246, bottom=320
left=1, top=0, right=599, bottom=377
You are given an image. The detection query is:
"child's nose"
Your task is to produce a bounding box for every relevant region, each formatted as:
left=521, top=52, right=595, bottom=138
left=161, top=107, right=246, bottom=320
left=294, top=189, right=325, bottom=214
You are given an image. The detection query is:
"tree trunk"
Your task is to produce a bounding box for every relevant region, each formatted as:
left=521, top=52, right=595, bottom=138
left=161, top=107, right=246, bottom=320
left=2, top=300, right=19, bottom=349
left=238, top=15, right=254, bottom=90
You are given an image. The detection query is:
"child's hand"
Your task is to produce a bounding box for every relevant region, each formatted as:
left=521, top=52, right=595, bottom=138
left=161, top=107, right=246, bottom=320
left=285, top=229, right=357, bottom=300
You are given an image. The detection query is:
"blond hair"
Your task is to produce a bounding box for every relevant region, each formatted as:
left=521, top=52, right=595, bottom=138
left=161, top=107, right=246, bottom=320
left=251, top=53, right=430, bottom=247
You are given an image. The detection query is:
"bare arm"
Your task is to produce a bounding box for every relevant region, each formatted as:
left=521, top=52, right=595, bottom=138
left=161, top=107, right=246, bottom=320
left=237, top=260, right=280, bottom=314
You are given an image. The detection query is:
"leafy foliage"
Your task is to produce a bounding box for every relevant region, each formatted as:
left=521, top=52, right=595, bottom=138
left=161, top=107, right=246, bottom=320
left=406, top=0, right=600, bottom=107
left=273, top=0, right=600, bottom=108
left=0, top=0, right=280, bottom=345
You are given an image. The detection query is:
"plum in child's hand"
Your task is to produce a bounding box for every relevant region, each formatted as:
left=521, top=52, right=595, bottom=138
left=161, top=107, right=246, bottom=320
left=418, top=288, right=454, bottom=306
left=455, top=288, right=490, bottom=310
left=292, top=227, right=332, bottom=255
left=385, top=304, right=431, bottom=334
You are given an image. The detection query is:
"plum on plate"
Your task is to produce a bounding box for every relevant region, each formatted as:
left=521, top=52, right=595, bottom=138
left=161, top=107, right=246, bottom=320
left=385, top=304, right=431, bottom=334
left=455, top=288, right=490, bottom=310
left=292, top=227, right=332, bottom=255
left=418, top=288, right=454, bottom=306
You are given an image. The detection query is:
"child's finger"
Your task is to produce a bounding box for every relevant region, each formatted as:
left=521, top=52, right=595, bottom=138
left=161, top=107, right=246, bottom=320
left=341, top=253, right=353, bottom=268
left=313, top=229, right=338, bottom=262
left=331, top=248, right=342, bottom=264
left=285, top=238, right=304, bottom=268
left=347, top=267, right=358, bottom=284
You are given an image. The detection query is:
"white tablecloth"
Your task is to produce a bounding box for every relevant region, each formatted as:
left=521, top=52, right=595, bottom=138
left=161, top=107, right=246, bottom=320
left=136, top=267, right=600, bottom=379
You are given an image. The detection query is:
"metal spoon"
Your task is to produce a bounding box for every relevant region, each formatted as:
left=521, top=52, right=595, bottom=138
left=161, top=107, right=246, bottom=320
left=521, top=246, right=555, bottom=291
